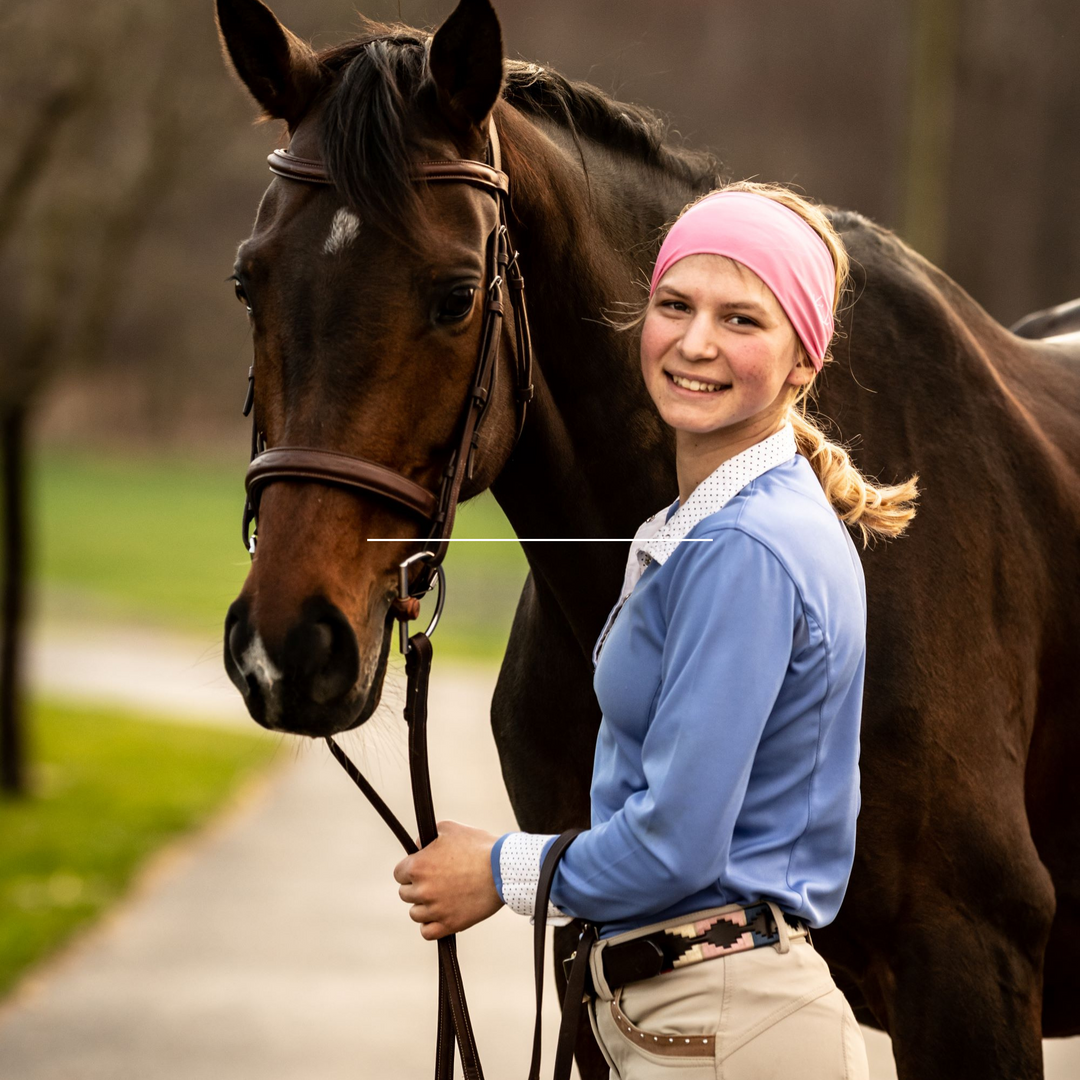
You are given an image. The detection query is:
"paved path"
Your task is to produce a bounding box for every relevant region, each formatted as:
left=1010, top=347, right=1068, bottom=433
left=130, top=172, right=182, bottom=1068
left=4, top=624, right=1076, bottom=1077
left=27, top=619, right=250, bottom=727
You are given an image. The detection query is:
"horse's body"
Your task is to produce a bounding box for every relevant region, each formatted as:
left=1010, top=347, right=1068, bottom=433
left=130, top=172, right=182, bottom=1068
left=216, top=2, right=1080, bottom=1077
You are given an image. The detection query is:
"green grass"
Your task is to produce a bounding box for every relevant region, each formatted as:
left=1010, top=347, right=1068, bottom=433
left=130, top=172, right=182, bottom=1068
left=34, top=450, right=528, bottom=658
left=0, top=699, right=278, bottom=997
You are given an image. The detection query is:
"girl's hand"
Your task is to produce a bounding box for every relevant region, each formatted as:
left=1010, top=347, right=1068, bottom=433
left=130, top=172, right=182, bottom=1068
left=393, top=820, right=504, bottom=940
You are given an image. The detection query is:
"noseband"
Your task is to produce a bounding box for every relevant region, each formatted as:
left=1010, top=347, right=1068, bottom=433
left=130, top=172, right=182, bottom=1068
left=241, top=118, right=534, bottom=598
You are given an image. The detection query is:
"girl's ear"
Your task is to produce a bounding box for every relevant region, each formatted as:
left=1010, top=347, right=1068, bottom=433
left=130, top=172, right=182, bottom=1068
left=788, top=340, right=821, bottom=384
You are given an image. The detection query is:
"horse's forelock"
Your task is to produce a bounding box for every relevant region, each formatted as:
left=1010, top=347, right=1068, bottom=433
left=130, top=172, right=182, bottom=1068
left=313, top=22, right=721, bottom=237
left=318, top=27, right=432, bottom=230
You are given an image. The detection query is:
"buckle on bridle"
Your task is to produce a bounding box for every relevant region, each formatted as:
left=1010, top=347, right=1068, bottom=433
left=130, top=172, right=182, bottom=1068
left=391, top=551, right=445, bottom=655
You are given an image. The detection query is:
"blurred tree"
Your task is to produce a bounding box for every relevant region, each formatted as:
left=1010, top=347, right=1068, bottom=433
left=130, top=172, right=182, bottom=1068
left=24, top=0, right=1080, bottom=455
left=945, top=0, right=1080, bottom=322
left=0, top=0, right=201, bottom=794
left=1, top=89, right=79, bottom=793
left=903, top=0, right=960, bottom=266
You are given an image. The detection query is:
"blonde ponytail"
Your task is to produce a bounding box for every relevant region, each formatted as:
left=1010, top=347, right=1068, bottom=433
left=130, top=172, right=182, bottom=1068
left=788, top=402, right=919, bottom=547
left=611, top=180, right=920, bottom=546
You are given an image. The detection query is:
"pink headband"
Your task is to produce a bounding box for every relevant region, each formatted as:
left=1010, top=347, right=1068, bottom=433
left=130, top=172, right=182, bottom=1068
left=649, top=191, right=836, bottom=369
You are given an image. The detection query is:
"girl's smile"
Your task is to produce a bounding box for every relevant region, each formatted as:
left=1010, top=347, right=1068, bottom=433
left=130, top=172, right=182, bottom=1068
left=666, top=371, right=731, bottom=394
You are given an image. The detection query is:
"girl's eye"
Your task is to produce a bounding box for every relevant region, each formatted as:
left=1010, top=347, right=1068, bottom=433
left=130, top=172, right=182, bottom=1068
left=661, top=300, right=689, bottom=312
left=729, top=315, right=758, bottom=327
left=438, top=286, right=477, bottom=323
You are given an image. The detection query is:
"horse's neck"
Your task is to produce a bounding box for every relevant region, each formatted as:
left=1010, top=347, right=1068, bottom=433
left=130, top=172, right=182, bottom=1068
left=490, top=114, right=704, bottom=650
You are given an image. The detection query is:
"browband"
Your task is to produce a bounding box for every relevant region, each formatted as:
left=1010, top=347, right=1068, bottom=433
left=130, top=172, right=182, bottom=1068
left=267, top=150, right=510, bottom=196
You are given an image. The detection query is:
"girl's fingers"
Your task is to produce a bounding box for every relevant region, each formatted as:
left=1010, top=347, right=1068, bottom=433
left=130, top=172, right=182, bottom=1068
left=420, top=921, right=450, bottom=941
left=408, top=904, right=433, bottom=924
left=407, top=899, right=447, bottom=925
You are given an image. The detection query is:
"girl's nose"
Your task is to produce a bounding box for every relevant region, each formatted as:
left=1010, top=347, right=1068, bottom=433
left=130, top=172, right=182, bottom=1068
left=677, top=312, right=720, bottom=361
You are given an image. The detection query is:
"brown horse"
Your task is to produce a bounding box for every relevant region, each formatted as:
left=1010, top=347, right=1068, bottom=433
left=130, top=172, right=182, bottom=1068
left=216, top=1, right=1080, bottom=1076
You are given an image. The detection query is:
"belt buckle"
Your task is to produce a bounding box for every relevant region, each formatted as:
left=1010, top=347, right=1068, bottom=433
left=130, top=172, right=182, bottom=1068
left=561, top=950, right=575, bottom=983
left=562, top=949, right=596, bottom=1000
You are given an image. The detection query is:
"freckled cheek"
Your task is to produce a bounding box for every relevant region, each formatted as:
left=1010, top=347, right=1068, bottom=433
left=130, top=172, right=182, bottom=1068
left=727, top=344, right=778, bottom=388
left=640, top=320, right=676, bottom=383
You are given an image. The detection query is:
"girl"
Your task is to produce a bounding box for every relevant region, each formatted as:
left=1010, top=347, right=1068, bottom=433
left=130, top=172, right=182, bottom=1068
left=394, top=182, right=919, bottom=1078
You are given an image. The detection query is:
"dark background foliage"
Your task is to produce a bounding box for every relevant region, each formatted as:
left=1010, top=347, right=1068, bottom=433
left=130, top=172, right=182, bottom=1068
left=2, top=0, right=1075, bottom=450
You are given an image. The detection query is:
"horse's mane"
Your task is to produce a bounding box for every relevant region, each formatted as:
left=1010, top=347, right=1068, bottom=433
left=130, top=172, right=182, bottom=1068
left=317, top=21, right=719, bottom=224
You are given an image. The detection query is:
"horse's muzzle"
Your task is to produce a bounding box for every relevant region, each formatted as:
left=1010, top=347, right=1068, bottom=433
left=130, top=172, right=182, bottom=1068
left=224, top=595, right=367, bottom=735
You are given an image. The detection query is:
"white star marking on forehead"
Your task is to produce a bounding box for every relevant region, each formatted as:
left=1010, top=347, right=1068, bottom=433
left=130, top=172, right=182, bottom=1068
left=324, top=208, right=361, bottom=255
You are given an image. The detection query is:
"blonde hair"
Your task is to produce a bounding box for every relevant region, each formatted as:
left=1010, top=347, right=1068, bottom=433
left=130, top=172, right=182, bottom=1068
left=625, top=179, right=919, bottom=548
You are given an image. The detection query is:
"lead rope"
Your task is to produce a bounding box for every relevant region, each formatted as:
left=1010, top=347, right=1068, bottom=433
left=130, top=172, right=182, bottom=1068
left=326, top=579, right=484, bottom=1080
left=328, top=632, right=590, bottom=1080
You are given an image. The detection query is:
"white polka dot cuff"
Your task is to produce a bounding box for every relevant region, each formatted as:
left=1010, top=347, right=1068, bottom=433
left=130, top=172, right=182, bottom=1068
left=499, top=832, right=570, bottom=922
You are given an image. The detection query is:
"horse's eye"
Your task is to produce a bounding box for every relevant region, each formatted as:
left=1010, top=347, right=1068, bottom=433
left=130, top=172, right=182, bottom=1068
left=438, top=286, right=477, bottom=323
left=231, top=278, right=254, bottom=316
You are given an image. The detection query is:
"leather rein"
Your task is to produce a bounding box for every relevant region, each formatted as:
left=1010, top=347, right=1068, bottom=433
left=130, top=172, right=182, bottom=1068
left=238, top=121, right=586, bottom=1080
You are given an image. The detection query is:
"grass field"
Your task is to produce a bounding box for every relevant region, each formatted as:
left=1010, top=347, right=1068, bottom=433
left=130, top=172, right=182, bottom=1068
left=0, top=699, right=278, bottom=998
left=35, top=450, right=528, bottom=659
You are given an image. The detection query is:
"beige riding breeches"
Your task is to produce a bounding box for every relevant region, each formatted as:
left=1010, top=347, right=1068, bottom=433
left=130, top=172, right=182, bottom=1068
left=586, top=900, right=869, bottom=1080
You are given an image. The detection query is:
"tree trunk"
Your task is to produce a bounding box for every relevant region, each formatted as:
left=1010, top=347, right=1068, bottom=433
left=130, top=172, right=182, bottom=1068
left=902, top=0, right=960, bottom=265
left=1, top=403, right=27, bottom=796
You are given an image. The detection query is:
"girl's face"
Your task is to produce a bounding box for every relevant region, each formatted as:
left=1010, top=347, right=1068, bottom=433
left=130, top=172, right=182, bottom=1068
left=640, top=254, right=815, bottom=438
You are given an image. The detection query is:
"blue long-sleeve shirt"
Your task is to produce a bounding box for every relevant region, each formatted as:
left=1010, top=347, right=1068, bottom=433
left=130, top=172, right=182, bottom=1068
left=492, top=424, right=867, bottom=936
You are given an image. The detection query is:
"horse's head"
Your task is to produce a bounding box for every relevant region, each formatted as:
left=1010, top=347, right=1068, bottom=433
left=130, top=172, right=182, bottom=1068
left=216, top=0, right=525, bottom=736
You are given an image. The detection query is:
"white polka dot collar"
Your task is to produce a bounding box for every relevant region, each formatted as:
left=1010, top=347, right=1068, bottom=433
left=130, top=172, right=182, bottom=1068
left=638, top=422, right=798, bottom=568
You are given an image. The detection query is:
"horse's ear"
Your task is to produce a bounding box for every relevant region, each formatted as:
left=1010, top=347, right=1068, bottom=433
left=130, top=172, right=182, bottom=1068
left=428, top=0, right=505, bottom=134
left=216, top=0, right=324, bottom=128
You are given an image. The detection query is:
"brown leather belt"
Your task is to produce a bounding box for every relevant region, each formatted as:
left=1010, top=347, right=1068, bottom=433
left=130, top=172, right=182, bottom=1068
left=531, top=842, right=816, bottom=1080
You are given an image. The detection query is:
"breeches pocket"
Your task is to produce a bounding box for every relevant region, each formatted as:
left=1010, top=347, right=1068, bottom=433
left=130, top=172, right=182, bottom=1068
left=590, top=942, right=867, bottom=1080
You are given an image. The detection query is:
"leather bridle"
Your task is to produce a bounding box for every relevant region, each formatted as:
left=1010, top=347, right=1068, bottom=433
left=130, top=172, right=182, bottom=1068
left=236, top=119, right=592, bottom=1080
left=242, top=117, right=534, bottom=601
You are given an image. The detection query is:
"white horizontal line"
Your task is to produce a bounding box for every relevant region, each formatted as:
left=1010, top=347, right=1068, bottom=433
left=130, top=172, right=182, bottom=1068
left=364, top=538, right=714, bottom=543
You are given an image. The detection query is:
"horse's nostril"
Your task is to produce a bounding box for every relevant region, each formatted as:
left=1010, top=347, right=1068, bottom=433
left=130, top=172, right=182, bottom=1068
left=291, top=621, right=334, bottom=679
left=227, top=619, right=246, bottom=672
left=311, top=623, right=334, bottom=660
left=224, top=601, right=252, bottom=697
left=286, top=603, right=360, bottom=706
